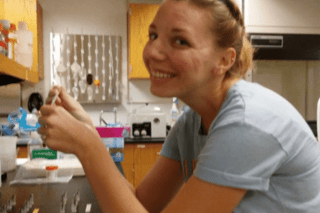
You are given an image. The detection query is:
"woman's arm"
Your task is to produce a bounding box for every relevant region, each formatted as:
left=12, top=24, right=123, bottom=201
left=37, top=103, right=247, bottom=213
left=135, top=156, right=184, bottom=213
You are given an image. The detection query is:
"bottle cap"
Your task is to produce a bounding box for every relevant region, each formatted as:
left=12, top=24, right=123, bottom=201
left=2, top=30, right=9, bottom=35
left=0, top=41, right=6, bottom=48
left=10, top=24, right=16, bottom=31
left=46, top=165, right=58, bottom=171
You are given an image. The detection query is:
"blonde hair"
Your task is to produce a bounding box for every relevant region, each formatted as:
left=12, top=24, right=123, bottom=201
left=164, top=0, right=254, bottom=78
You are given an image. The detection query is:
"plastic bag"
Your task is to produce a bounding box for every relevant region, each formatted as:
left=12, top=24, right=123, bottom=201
left=10, top=159, right=74, bottom=185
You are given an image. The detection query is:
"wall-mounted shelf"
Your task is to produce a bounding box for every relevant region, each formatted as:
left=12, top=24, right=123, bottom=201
left=0, top=54, right=39, bottom=86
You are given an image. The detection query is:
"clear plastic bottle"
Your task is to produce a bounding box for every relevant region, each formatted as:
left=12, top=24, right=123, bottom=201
left=15, top=21, right=33, bottom=69
left=28, top=138, right=43, bottom=160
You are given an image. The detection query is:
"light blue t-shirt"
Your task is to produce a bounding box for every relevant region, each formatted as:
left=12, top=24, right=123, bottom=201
left=161, top=80, right=320, bottom=212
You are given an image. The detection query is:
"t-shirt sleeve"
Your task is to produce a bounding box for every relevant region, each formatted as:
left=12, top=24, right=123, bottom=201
left=160, top=119, right=181, bottom=162
left=194, top=123, right=288, bottom=191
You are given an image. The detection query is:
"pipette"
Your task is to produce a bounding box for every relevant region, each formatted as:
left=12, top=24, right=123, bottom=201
left=51, top=87, right=61, bottom=106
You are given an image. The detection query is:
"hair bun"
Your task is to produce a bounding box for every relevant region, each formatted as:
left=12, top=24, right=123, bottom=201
left=220, top=0, right=241, bottom=22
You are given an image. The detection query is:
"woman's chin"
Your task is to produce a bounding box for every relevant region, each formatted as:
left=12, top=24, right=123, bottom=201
left=150, top=87, right=174, bottom=98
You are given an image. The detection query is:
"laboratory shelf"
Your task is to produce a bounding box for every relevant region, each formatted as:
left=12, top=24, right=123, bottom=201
left=0, top=54, right=39, bottom=86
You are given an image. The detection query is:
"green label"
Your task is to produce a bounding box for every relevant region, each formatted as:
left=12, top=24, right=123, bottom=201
left=32, top=149, right=57, bottom=159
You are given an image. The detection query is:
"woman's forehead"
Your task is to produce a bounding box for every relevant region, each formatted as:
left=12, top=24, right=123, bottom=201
left=153, top=1, right=213, bottom=33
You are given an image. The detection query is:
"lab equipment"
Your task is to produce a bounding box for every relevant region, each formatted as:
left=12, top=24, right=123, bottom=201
left=46, top=165, right=59, bottom=181
left=10, top=159, right=74, bottom=185
left=15, top=21, right=33, bottom=69
left=8, top=108, right=41, bottom=132
left=102, top=35, right=106, bottom=100
left=56, top=34, right=67, bottom=86
left=0, top=136, right=17, bottom=173
left=96, top=123, right=129, bottom=162
left=66, top=29, right=71, bottom=94
left=79, top=31, right=87, bottom=94
left=28, top=138, right=44, bottom=160
left=51, top=87, right=61, bottom=105
left=71, top=190, right=80, bottom=212
left=129, top=105, right=167, bottom=138
left=0, top=194, right=16, bottom=213
left=94, top=34, right=100, bottom=94
left=60, top=191, right=68, bottom=213
left=50, top=33, right=122, bottom=104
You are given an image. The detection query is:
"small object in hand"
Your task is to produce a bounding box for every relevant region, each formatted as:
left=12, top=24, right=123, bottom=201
left=51, top=87, right=61, bottom=106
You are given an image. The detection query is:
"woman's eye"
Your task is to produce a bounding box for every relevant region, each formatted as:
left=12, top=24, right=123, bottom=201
left=175, top=38, right=189, bottom=46
left=149, top=33, right=157, bottom=40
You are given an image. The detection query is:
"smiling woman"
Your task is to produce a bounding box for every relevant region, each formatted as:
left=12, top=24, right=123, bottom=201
left=37, top=1, right=320, bottom=213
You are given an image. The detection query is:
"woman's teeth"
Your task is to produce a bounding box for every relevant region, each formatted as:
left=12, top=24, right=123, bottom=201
left=151, top=71, right=175, bottom=78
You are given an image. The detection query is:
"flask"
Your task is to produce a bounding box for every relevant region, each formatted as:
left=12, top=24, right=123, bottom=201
left=15, top=21, right=33, bottom=69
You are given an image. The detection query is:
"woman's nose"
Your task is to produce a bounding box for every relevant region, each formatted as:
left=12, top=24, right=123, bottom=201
left=144, top=38, right=167, bottom=61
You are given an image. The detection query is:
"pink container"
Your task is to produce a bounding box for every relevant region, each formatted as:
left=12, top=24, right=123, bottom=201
left=96, top=127, right=130, bottom=138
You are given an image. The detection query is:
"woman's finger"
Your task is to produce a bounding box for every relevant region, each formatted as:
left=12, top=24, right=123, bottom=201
left=39, top=105, right=56, bottom=116
left=37, top=126, right=48, bottom=136
left=46, top=86, right=61, bottom=104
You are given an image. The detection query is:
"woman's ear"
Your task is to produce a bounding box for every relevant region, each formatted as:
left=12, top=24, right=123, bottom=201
left=217, top=47, right=236, bottom=73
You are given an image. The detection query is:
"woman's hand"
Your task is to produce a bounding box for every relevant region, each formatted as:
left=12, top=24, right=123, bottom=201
left=46, top=86, right=95, bottom=129
left=37, top=105, right=100, bottom=155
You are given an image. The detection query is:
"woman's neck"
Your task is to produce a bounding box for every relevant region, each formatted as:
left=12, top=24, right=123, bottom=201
left=181, top=77, right=240, bottom=133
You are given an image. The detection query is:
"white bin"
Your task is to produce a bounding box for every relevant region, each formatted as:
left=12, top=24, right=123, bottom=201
left=0, top=136, right=17, bottom=173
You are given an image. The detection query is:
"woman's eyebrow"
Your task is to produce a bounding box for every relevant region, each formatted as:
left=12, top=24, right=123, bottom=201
left=149, top=23, right=156, bottom=30
left=171, top=27, right=189, bottom=34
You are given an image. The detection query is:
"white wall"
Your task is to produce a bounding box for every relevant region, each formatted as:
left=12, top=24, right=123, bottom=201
left=252, top=60, right=320, bottom=120
left=22, top=0, right=173, bottom=127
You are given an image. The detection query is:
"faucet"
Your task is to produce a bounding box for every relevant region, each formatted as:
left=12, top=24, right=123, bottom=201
left=99, top=107, right=118, bottom=127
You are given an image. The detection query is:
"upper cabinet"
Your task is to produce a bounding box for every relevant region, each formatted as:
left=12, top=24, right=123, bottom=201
left=244, top=0, right=320, bottom=34
left=128, top=4, right=160, bottom=79
left=0, top=0, right=43, bottom=85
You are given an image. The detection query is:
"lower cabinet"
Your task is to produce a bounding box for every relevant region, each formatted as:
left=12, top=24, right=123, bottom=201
left=122, top=143, right=163, bottom=187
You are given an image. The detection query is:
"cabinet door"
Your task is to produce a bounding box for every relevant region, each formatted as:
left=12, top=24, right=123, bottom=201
left=245, top=0, right=320, bottom=34
left=133, top=143, right=163, bottom=187
left=123, top=144, right=135, bottom=185
left=128, top=4, right=160, bottom=79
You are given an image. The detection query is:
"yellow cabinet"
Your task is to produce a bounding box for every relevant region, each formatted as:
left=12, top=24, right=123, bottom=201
left=128, top=4, right=160, bottom=79
left=0, top=0, right=43, bottom=84
left=123, top=143, right=163, bottom=187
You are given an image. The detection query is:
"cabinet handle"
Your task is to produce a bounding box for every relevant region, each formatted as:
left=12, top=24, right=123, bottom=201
left=137, top=144, right=146, bottom=148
